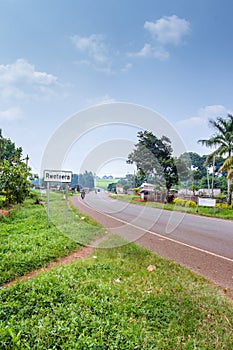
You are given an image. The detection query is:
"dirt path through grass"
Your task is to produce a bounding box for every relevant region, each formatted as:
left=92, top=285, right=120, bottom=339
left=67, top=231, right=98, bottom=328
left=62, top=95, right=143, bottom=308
left=3, top=246, right=93, bottom=288
left=3, top=234, right=110, bottom=288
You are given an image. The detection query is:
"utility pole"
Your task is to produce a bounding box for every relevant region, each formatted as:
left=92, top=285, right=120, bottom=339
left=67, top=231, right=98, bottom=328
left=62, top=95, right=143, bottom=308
left=211, top=156, right=215, bottom=198
left=207, top=168, right=210, bottom=197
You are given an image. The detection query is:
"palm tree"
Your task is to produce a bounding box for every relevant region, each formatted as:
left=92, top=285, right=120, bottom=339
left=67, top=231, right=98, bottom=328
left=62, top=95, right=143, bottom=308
left=219, top=156, right=233, bottom=203
left=198, top=114, right=233, bottom=205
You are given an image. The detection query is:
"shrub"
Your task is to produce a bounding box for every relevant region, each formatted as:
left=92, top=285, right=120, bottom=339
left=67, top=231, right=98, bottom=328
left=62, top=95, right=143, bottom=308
left=167, top=194, right=174, bottom=203
left=173, top=197, right=186, bottom=207
left=0, top=196, right=7, bottom=208
left=173, top=197, right=196, bottom=208
left=185, top=200, right=196, bottom=208
left=0, top=160, right=31, bottom=204
left=216, top=202, right=233, bottom=209
left=133, top=187, right=141, bottom=194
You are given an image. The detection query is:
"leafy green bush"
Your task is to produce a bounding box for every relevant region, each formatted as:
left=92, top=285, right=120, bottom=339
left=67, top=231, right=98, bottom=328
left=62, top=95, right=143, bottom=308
left=173, top=197, right=196, bottom=208
left=0, top=196, right=7, bottom=208
left=173, top=197, right=185, bottom=206
left=216, top=202, right=233, bottom=209
left=133, top=187, right=141, bottom=194
left=0, top=160, right=31, bottom=204
left=185, top=200, right=196, bottom=208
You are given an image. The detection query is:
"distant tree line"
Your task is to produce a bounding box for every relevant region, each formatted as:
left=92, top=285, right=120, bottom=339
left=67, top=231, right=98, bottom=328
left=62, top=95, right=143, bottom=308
left=77, top=171, right=94, bottom=189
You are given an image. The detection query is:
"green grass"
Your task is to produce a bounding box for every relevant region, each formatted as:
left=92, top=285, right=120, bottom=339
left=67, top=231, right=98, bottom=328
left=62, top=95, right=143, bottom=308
left=0, top=236, right=232, bottom=349
left=48, top=191, right=105, bottom=244
left=0, top=193, right=232, bottom=348
left=110, top=194, right=233, bottom=220
left=95, top=178, right=118, bottom=190
left=0, top=193, right=105, bottom=285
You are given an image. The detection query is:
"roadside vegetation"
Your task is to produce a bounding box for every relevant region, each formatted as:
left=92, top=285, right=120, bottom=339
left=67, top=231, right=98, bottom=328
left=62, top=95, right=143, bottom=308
left=0, top=116, right=233, bottom=348
left=109, top=193, right=233, bottom=220
left=0, top=192, right=105, bottom=286
left=1, top=233, right=233, bottom=348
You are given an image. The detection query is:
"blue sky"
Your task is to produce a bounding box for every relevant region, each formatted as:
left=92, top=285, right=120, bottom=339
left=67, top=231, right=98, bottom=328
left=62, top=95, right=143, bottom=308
left=0, top=0, right=233, bottom=177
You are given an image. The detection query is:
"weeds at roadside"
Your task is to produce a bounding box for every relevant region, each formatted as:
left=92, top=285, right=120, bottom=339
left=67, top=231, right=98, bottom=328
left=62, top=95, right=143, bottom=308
left=0, top=236, right=232, bottom=349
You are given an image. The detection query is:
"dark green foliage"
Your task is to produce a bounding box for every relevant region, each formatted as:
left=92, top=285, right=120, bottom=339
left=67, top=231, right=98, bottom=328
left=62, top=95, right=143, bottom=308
left=0, top=129, right=23, bottom=164
left=107, top=182, right=117, bottom=192
left=127, top=131, right=178, bottom=193
left=0, top=160, right=31, bottom=204
left=0, top=130, right=31, bottom=205
left=78, top=171, right=95, bottom=189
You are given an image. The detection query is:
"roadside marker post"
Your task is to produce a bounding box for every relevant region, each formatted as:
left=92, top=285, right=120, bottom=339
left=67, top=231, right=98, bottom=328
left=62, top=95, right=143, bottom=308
left=47, top=181, right=50, bottom=227
left=43, top=170, right=73, bottom=227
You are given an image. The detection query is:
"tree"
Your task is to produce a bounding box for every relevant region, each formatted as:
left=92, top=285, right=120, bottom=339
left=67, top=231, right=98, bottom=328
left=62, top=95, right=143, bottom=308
left=174, top=157, right=191, bottom=183
left=180, top=152, right=207, bottom=177
left=78, top=171, right=94, bottom=189
left=107, top=182, right=117, bottom=192
left=127, top=131, right=178, bottom=196
left=219, top=156, right=233, bottom=198
left=70, top=174, right=79, bottom=188
left=0, top=160, right=31, bottom=204
left=0, top=129, right=23, bottom=164
left=198, top=114, right=233, bottom=204
left=0, top=130, right=31, bottom=205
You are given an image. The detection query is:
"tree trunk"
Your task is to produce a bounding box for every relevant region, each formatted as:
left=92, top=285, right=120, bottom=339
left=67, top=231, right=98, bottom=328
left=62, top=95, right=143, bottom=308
left=227, top=178, right=232, bottom=205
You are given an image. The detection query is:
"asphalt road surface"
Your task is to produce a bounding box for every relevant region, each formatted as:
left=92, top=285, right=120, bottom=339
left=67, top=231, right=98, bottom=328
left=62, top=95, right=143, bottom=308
left=70, top=191, right=233, bottom=294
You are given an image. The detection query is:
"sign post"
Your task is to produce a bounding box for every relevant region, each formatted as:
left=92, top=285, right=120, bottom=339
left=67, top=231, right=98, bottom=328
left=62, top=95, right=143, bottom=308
left=47, top=181, right=50, bottom=227
left=43, top=170, right=72, bottom=227
left=65, top=182, right=69, bottom=224
left=196, top=197, right=216, bottom=214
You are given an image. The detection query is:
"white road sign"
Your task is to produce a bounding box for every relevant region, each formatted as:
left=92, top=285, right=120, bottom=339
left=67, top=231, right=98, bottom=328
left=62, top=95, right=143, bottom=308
left=44, top=170, right=73, bottom=183
left=198, top=197, right=216, bottom=207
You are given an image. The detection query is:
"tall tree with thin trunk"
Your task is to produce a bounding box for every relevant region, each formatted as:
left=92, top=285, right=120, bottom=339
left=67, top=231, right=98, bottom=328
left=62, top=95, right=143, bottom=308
left=219, top=156, right=233, bottom=200
left=198, top=114, right=233, bottom=205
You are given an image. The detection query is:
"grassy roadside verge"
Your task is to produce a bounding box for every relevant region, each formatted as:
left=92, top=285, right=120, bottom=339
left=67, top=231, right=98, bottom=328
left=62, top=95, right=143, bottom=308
left=0, top=235, right=232, bottom=349
left=0, top=192, right=105, bottom=285
left=110, top=194, right=233, bottom=220
left=0, top=193, right=232, bottom=348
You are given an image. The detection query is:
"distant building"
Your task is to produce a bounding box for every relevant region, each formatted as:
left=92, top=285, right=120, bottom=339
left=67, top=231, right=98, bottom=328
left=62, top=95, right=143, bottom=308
left=116, top=185, right=124, bottom=194
left=178, top=188, right=221, bottom=197
left=139, top=183, right=155, bottom=201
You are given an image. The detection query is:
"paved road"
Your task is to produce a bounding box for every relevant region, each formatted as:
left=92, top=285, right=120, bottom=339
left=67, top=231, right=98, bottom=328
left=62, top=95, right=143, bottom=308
left=70, top=191, right=233, bottom=293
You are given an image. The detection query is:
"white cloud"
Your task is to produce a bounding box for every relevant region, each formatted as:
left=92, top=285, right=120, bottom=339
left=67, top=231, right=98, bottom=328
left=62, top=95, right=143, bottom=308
left=0, top=59, right=57, bottom=85
left=178, top=105, right=232, bottom=126
left=71, top=34, right=109, bottom=64
left=144, top=15, right=190, bottom=46
left=121, top=62, right=133, bottom=72
left=128, top=43, right=169, bottom=61
left=0, top=59, right=58, bottom=99
left=128, top=15, right=190, bottom=61
left=0, top=107, right=23, bottom=121
left=175, top=105, right=232, bottom=154
left=86, top=94, right=116, bottom=107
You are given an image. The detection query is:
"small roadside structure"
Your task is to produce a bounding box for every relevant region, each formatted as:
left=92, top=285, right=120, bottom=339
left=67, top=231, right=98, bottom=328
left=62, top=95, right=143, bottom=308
left=116, top=185, right=124, bottom=194
left=139, top=183, right=155, bottom=201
